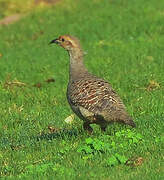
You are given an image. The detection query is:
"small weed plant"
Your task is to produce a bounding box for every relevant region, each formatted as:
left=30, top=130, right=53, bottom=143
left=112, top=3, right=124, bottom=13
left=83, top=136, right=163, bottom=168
left=78, top=129, right=143, bottom=166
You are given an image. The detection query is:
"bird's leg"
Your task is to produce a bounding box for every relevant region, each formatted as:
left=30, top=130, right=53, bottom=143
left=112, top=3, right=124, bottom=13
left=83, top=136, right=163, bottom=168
left=100, top=123, right=107, bottom=132
left=100, top=125, right=107, bottom=132
left=83, top=121, right=93, bottom=134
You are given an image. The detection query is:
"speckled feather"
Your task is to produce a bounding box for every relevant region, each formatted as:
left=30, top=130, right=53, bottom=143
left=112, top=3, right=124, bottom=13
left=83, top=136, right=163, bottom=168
left=68, top=77, right=122, bottom=114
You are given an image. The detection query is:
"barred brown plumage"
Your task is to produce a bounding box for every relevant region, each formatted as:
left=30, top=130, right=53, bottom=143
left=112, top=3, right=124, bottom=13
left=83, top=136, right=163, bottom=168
left=50, top=35, right=136, bottom=133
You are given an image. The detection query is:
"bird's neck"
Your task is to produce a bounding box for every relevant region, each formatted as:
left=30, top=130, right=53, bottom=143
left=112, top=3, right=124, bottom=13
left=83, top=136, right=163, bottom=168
left=68, top=48, right=88, bottom=81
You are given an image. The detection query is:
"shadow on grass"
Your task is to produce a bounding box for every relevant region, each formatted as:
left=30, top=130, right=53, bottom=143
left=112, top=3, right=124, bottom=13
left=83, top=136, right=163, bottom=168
left=36, top=128, right=80, bottom=141
left=0, top=128, right=81, bottom=149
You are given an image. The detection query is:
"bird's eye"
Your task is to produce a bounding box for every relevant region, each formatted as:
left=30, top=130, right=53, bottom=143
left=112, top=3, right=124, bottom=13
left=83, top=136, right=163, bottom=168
left=61, top=38, right=65, bottom=42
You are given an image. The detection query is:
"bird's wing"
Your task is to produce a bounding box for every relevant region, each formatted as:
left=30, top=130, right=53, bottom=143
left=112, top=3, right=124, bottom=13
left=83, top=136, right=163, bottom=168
left=69, top=78, right=124, bottom=114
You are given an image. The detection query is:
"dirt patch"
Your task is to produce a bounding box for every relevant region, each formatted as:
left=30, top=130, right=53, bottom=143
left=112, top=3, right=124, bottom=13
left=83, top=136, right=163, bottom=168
left=0, top=14, right=22, bottom=25
left=35, top=0, right=60, bottom=4
left=45, top=78, right=55, bottom=83
left=126, top=157, right=144, bottom=167
left=0, top=0, right=60, bottom=25
left=146, top=80, right=160, bottom=91
left=3, top=77, right=27, bottom=89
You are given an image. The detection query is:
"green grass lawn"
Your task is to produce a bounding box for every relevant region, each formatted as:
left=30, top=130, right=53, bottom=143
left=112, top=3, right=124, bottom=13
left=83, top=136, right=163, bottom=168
left=0, top=0, right=164, bottom=179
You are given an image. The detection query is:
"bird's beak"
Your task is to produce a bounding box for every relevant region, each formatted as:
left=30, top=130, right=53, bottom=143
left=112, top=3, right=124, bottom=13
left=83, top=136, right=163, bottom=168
left=49, top=38, right=60, bottom=45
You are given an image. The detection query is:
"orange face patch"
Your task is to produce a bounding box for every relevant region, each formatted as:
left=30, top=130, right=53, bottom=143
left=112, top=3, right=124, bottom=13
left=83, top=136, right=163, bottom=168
left=58, top=35, right=80, bottom=48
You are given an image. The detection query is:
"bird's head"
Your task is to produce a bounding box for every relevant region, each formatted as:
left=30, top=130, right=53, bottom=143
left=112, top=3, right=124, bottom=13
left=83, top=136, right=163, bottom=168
left=49, top=35, right=81, bottom=51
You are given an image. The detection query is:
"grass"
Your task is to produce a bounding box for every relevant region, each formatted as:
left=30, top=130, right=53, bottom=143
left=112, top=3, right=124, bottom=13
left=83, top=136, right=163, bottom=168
left=0, top=0, right=164, bottom=179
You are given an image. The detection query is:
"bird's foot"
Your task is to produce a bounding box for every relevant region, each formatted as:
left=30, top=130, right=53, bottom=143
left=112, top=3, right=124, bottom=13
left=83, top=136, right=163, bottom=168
left=83, top=122, right=93, bottom=135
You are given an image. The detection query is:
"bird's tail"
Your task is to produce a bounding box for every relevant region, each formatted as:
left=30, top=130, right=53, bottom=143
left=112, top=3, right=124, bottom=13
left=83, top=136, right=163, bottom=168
left=103, top=111, right=136, bottom=128
left=123, top=116, right=136, bottom=128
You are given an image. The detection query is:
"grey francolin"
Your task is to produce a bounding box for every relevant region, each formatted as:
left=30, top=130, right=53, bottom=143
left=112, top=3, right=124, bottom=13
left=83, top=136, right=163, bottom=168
left=50, top=35, right=136, bottom=133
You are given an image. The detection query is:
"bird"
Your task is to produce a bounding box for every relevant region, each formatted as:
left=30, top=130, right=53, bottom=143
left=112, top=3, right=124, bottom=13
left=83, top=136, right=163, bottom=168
left=49, top=35, right=136, bottom=133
